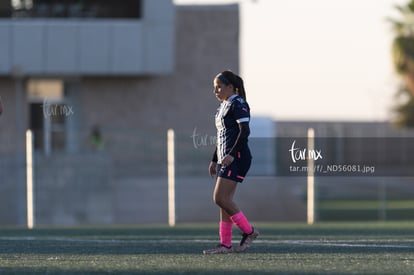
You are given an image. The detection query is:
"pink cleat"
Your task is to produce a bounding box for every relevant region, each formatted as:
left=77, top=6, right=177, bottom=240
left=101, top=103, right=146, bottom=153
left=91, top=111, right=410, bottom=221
left=235, top=227, right=259, bottom=252
left=203, top=244, right=233, bottom=254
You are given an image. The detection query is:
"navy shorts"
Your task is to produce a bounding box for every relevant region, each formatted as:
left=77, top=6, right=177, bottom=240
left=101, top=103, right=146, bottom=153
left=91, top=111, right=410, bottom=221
left=217, top=151, right=252, bottom=183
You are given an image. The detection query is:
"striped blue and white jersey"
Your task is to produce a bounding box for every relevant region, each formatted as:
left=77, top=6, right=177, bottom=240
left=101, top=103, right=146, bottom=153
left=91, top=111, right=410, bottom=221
left=215, top=94, right=250, bottom=164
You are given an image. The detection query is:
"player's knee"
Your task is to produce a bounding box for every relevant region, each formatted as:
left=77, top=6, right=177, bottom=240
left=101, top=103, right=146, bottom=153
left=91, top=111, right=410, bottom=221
left=213, top=194, right=226, bottom=208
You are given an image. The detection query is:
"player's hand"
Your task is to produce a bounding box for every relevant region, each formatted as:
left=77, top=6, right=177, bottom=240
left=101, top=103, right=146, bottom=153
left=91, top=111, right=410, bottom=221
left=221, top=155, right=234, bottom=167
left=209, top=161, right=217, bottom=178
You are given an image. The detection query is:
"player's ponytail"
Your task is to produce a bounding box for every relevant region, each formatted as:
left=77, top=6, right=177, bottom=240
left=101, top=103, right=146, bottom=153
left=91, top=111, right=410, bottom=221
left=234, top=75, right=246, bottom=101
left=220, top=70, right=247, bottom=100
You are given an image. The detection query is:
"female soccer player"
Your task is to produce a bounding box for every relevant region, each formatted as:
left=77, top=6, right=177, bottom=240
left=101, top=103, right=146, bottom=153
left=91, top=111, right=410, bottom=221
left=203, top=70, right=259, bottom=254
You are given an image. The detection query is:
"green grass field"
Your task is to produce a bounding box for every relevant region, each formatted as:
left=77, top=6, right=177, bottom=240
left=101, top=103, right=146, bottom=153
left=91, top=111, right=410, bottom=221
left=1, top=222, right=414, bottom=274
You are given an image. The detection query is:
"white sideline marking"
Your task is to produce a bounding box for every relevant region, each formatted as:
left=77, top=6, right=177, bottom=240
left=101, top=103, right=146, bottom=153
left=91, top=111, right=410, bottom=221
left=0, top=237, right=413, bottom=249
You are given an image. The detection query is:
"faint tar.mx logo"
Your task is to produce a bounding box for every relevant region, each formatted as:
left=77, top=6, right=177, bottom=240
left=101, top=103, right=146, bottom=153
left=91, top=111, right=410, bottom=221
left=190, top=127, right=216, bottom=149
left=41, top=98, right=74, bottom=119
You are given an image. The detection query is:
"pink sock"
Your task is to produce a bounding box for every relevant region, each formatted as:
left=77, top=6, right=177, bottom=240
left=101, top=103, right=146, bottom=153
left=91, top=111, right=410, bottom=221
left=219, top=221, right=233, bottom=247
left=230, top=211, right=252, bottom=235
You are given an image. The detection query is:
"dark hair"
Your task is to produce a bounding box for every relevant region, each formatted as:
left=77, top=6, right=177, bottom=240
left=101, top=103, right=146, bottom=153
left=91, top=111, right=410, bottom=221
left=217, top=70, right=247, bottom=100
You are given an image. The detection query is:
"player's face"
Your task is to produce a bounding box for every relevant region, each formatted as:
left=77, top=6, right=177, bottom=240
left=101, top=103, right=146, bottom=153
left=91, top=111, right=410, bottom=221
left=213, top=78, right=234, bottom=101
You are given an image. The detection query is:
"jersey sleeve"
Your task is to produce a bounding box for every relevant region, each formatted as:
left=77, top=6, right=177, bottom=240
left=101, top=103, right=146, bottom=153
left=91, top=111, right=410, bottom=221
left=232, top=98, right=250, bottom=123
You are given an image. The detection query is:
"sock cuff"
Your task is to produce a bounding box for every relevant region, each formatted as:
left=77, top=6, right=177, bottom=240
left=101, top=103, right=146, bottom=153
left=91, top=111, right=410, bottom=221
left=219, top=221, right=233, bottom=247
left=230, top=211, right=252, bottom=235
left=230, top=211, right=244, bottom=223
left=220, top=221, right=233, bottom=229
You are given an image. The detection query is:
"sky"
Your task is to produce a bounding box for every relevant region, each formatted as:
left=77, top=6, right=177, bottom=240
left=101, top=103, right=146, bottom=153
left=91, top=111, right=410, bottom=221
left=173, top=0, right=408, bottom=121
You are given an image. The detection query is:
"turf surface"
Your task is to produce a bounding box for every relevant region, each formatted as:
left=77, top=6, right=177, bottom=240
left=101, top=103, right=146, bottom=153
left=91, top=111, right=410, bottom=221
left=1, top=222, right=414, bottom=274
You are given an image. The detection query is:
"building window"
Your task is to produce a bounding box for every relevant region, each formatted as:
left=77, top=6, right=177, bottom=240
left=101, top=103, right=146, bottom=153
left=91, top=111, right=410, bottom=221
left=2, top=0, right=142, bottom=19
left=28, top=79, right=67, bottom=155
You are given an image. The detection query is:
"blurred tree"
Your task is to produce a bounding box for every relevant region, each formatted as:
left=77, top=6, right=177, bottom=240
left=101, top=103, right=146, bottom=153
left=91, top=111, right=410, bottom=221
left=390, top=0, right=414, bottom=127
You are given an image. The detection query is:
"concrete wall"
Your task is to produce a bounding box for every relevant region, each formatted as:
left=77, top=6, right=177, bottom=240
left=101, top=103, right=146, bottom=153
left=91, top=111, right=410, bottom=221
left=0, top=0, right=175, bottom=75
left=0, top=78, right=28, bottom=225
left=0, top=4, right=242, bottom=225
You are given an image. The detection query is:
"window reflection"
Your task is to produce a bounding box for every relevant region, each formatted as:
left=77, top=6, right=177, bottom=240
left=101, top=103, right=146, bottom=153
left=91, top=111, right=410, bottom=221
left=1, top=0, right=142, bottom=19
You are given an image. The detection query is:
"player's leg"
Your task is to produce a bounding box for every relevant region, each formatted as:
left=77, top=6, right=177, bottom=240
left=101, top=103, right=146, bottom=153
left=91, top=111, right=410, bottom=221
left=213, top=176, right=239, bottom=216
left=218, top=190, right=235, bottom=249
left=215, top=157, right=258, bottom=252
left=204, top=159, right=258, bottom=254
left=213, top=172, right=254, bottom=235
left=203, top=177, right=236, bottom=254
left=214, top=177, right=258, bottom=251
